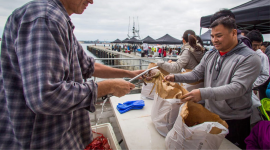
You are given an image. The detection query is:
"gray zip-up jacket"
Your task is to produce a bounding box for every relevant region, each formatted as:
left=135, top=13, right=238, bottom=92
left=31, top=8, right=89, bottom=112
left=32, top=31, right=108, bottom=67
left=174, top=41, right=261, bottom=120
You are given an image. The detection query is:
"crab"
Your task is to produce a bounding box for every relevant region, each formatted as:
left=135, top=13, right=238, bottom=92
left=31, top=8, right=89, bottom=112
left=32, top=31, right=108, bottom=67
left=142, top=68, right=161, bottom=82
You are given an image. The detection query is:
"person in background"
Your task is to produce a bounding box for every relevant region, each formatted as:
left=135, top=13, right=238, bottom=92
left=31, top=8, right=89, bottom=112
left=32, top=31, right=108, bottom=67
left=177, top=47, right=181, bottom=55
left=241, top=30, right=250, bottom=36
left=246, top=30, right=269, bottom=99
left=264, top=43, right=270, bottom=65
left=172, top=48, right=177, bottom=56
left=246, top=30, right=269, bottom=125
left=157, top=30, right=204, bottom=73
left=134, top=45, right=138, bottom=53
left=148, top=46, right=151, bottom=56
left=169, top=48, right=172, bottom=55
left=245, top=121, right=270, bottom=149
left=266, top=82, right=270, bottom=98
left=152, top=46, right=155, bottom=54
left=210, top=9, right=252, bottom=49
left=164, top=17, right=261, bottom=149
left=119, top=45, right=121, bottom=52
left=163, top=47, right=167, bottom=57
left=166, top=46, right=169, bottom=55
left=143, top=43, right=149, bottom=57
left=261, top=41, right=270, bottom=53
left=158, top=47, right=162, bottom=57
left=161, top=47, right=164, bottom=57
left=0, top=0, right=144, bottom=149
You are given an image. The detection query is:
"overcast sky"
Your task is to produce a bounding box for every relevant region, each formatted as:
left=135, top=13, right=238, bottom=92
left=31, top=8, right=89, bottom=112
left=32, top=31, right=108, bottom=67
left=0, top=0, right=269, bottom=41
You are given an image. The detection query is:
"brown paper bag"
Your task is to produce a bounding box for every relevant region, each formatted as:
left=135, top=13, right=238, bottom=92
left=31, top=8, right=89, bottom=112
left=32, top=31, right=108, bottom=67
left=143, top=63, right=189, bottom=99
left=165, top=102, right=229, bottom=149
left=181, top=101, right=228, bottom=134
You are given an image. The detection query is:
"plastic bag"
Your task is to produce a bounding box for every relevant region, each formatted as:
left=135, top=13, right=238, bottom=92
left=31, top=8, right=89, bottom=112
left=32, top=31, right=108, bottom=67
left=142, top=63, right=189, bottom=136
left=141, top=83, right=156, bottom=100
left=151, top=93, right=183, bottom=136
left=165, top=102, right=229, bottom=150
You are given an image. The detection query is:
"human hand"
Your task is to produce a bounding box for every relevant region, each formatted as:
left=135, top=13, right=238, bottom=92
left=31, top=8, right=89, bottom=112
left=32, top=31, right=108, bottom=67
left=110, top=79, right=135, bottom=97
left=181, top=89, right=201, bottom=103
left=89, top=0, right=94, bottom=4
left=129, top=70, right=145, bottom=79
left=163, top=75, right=175, bottom=82
left=168, top=60, right=172, bottom=63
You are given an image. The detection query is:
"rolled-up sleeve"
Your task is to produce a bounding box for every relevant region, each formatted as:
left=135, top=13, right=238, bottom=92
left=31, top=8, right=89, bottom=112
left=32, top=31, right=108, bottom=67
left=157, top=50, right=190, bottom=73
left=16, top=18, right=97, bottom=115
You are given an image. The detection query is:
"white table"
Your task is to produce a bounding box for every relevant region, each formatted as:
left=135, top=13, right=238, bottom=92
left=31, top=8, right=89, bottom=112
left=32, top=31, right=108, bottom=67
left=110, top=94, right=240, bottom=150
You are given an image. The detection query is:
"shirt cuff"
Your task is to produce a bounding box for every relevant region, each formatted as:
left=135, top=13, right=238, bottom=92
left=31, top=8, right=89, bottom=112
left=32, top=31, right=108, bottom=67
left=174, top=74, right=183, bottom=82
left=199, top=87, right=214, bottom=101
left=85, top=80, right=98, bottom=112
left=157, top=61, right=165, bottom=67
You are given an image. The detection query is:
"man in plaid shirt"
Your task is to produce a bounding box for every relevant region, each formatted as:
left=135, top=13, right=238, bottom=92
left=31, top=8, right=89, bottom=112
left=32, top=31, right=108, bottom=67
left=0, top=0, right=143, bottom=149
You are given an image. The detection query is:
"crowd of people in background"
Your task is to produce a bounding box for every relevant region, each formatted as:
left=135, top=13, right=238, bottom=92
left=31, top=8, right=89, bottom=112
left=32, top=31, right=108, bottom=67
left=110, top=43, right=185, bottom=57
left=109, top=34, right=212, bottom=58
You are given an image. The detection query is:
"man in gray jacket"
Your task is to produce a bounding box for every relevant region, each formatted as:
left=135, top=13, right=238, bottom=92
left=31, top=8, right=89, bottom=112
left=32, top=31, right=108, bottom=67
left=165, top=17, right=261, bottom=149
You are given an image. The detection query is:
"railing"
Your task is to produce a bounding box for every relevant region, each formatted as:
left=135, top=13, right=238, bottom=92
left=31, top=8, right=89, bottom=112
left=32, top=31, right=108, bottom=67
left=94, top=57, right=177, bottom=70
left=95, top=58, right=152, bottom=70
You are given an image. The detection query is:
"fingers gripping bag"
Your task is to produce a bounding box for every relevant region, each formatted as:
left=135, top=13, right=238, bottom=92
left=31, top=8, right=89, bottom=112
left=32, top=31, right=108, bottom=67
left=165, top=101, right=229, bottom=150
left=141, top=63, right=169, bottom=100
left=180, top=69, right=205, bottom=104
left=142, top=63, right=189, bottom=136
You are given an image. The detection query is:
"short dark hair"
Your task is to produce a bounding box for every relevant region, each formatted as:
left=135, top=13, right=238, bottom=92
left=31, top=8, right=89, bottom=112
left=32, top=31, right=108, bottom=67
left=210, top=16, right=237, bottom=30
left=241, top=30, right=249, bottom=36
left=210, top=9, right=235, bottom=24
left=246, top=30, right=264, bottom=43
left=262, top=41, right=270, bottom=47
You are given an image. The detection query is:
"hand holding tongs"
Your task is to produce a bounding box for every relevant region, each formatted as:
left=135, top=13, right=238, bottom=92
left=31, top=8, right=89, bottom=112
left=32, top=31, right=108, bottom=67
left=128, top=66, right=158, bottom=82
left=102, top=66, right=159, bottom=100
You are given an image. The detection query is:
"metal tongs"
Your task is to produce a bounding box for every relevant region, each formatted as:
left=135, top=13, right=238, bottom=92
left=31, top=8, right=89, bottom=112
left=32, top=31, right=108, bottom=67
left=128, top=66, right=158, bottom=82
left=102, top=66, right=159, bottom=100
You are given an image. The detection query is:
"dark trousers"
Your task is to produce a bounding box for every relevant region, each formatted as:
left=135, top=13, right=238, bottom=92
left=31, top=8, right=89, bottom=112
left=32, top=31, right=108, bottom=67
left=225, top=117, right=250, bottom=149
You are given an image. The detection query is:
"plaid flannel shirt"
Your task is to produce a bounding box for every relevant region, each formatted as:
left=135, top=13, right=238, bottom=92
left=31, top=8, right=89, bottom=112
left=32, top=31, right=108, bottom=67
left=0, top=0, right=97, bottom=149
